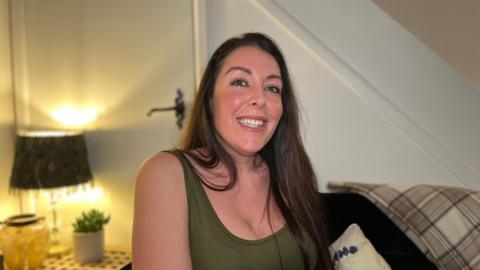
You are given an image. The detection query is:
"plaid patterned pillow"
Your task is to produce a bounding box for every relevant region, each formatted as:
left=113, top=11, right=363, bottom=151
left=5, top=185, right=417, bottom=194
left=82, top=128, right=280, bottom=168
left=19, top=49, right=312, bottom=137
left=328, top=182, right=480, bottom=270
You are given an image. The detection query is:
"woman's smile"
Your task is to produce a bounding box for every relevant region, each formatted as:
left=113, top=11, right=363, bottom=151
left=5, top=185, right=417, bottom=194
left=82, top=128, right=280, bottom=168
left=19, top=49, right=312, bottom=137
left=236, top=117, right=267, bottom=129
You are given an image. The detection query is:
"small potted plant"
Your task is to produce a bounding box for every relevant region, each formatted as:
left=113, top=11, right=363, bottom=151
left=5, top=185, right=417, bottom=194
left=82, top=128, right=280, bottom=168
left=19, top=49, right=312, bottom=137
left=72, top=209, right=110, bottom=263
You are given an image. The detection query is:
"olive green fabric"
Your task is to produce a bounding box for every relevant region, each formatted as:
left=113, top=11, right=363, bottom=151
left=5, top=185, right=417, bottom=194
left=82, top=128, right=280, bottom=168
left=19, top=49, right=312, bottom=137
left=167, top=150, right=317, bottom=270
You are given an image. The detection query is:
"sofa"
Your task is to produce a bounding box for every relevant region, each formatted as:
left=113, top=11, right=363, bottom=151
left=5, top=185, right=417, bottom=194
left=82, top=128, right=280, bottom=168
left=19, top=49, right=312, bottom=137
left=328, top=181, right=480, bottom=270
left=324, top=192, right=437, bottom=269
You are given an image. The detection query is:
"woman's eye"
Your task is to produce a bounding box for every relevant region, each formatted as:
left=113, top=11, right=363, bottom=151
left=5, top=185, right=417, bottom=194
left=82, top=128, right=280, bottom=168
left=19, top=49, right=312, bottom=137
left=265, top=85, right=282, bottom=94
left=230, top=78, right=248, bottom=87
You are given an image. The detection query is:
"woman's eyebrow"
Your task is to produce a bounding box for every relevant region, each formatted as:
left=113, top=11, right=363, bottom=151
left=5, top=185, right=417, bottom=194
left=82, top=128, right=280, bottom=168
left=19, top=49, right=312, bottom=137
left=225, top=66, right=251, bottom=75
left=267, top=74, right=282, bottom=80
left=225, top=66, right=282, bottom=80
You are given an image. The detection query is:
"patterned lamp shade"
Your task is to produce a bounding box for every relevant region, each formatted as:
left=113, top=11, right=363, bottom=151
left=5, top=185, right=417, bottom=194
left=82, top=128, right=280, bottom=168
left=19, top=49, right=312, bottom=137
left=9, top=131, right=93, bottom=191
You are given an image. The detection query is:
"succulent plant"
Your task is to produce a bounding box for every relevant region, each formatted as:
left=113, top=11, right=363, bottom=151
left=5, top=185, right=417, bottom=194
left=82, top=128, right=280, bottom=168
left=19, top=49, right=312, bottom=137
left=72, top=209, right=110, bottom=233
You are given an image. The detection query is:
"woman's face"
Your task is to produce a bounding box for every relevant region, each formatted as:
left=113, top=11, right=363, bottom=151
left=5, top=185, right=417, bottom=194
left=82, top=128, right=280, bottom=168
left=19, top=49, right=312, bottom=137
left=211, top=46, right=283, bottom=158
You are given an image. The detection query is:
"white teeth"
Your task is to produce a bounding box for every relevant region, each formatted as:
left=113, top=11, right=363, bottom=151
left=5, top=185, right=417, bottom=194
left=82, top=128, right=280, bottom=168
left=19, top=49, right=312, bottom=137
left=237, top=118, right=265, bottom=128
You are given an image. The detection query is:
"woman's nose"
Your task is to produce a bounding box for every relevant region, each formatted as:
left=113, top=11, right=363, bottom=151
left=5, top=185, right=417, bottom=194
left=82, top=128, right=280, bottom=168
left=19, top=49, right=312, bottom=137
left=249, top=86, right=266, bottom=107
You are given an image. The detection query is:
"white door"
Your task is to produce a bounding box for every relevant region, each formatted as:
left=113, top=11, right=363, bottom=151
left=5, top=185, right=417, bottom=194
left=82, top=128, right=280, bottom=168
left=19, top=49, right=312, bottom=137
left=10, top=0, right=195, bottom=246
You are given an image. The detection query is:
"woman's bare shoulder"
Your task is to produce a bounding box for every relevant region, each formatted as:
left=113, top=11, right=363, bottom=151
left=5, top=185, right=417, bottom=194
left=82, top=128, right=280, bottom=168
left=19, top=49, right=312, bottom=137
left=133, top=151, right=191, bottom=269
left=136, top=151, right=184, bottom=187
left=134, top=150, right=187, bottom=216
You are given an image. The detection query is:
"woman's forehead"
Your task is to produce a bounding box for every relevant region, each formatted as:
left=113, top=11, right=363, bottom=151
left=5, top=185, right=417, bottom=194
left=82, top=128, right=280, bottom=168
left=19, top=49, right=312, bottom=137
left=219, top=46, right=281, bottom=76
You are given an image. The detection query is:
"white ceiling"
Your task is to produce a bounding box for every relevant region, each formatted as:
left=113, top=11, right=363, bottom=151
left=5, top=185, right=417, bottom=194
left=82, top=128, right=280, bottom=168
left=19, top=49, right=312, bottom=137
left=373, top=0, right=480, bottom=90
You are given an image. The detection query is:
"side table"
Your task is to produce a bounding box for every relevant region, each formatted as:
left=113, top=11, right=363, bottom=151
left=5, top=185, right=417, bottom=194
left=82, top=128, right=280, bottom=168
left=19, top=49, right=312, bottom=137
left=40, top=248, right=131, bottom=270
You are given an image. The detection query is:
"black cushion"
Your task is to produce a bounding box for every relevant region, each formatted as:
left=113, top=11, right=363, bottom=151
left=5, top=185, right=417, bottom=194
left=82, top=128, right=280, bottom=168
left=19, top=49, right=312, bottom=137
left=121, top=262, right=132, bottom=270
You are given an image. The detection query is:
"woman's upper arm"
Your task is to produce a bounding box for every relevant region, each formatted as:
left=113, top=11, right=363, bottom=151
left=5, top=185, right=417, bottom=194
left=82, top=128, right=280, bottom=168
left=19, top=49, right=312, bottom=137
left=132, top=152, right=191, bottom=270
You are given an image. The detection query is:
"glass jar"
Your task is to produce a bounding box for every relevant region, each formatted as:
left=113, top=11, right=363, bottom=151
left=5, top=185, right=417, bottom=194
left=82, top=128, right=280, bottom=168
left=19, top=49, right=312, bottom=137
left=0, top=214, right=50, bottom=270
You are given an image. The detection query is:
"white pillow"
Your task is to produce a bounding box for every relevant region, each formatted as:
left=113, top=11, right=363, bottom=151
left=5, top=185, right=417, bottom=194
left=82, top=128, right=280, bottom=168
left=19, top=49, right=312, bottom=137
left=329, top=223, right=391, bottom=270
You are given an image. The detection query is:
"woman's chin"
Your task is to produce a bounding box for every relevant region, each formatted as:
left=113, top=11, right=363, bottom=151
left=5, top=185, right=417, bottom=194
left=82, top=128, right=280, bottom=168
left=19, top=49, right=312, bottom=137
left=232, top=145, right=266, bottom=157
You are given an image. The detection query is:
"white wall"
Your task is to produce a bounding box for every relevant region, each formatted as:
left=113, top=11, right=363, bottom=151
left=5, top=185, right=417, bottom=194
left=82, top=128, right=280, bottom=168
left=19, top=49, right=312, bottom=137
left=203, top=0, right=480, bottom=190
left=9, top=0, right=195, bottom=246
left=0, top=0, right=17, bottom=219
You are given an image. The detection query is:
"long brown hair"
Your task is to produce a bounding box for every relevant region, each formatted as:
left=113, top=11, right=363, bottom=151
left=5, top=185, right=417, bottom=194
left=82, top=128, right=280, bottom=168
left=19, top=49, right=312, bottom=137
left=181, top=32, right=333, bottom=270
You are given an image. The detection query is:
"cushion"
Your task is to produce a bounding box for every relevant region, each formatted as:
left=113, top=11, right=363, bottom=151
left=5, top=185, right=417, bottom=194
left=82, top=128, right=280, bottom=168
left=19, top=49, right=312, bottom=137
left=329, top=223, right=391, bottom=270
left=328, top=182, right=480, bottom=270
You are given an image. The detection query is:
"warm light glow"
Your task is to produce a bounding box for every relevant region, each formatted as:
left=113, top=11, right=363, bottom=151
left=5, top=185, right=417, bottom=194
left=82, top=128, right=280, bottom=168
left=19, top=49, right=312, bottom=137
left=39, top=185, right=104, bottom=203
left=52, top=107, right=98, bottom=127
left=63, top=185, right=104, bottom=203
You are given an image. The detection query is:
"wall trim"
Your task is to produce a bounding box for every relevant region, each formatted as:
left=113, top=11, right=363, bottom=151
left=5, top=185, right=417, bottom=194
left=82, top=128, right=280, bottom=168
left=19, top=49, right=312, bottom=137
left=192, top=0, right=207, bottom=91
left=9, top=0, right=30, bottom=130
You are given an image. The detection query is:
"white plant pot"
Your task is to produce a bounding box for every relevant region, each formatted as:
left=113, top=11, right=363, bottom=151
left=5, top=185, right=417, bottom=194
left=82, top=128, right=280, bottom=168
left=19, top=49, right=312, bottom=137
left=73, top=229, right=104, bottom=263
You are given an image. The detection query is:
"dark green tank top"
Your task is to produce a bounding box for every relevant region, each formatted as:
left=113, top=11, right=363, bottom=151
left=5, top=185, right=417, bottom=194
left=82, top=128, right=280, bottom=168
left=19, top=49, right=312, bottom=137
left=167, top=150, right=317, bottom=270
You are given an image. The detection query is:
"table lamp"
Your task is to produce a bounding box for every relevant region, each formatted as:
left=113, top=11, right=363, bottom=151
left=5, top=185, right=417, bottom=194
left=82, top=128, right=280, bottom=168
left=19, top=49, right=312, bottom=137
left=9, top=130, right=93, bottom=254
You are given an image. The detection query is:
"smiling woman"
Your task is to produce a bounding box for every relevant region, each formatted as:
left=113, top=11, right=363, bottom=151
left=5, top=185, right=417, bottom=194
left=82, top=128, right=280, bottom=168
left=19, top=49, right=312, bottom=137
left=132, top=33, right=333, bottom=270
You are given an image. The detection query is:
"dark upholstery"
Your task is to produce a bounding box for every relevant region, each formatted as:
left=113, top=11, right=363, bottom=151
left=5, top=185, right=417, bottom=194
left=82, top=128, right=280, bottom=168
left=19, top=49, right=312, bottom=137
left=323, top=192, right=437, bottom=269
left=121, top=192, right=438, bottom=269
left=121, top=262, right=132, bottom=270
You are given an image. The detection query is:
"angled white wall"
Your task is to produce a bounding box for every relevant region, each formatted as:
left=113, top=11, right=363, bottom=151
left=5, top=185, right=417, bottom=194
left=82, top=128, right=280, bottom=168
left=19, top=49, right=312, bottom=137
left=203, top=0, right=480, bottom=190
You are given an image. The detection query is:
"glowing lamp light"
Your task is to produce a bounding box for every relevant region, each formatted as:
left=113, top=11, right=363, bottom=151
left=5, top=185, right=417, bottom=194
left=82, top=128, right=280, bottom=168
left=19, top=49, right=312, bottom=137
left=39, top=185, right=104, bottom=203
left=52, top=107, right=98, bottom=128
left=64, top=185, right=104, bottom=203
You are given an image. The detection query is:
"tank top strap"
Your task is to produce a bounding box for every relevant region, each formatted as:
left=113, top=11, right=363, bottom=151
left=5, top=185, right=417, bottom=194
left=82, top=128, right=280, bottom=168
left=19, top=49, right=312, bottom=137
left=163, top=149, right=210, bottom=214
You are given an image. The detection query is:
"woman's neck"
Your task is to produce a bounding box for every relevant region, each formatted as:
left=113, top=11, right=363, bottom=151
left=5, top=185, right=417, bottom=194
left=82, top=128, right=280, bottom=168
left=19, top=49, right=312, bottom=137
left=189, top=146, right=268, bottom=187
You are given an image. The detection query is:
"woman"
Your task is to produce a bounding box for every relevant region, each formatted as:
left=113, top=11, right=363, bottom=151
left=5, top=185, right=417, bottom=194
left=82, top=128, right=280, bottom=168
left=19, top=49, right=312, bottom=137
left=132, top=33, right=333, bottom=270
